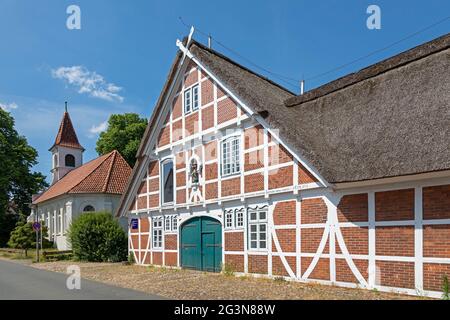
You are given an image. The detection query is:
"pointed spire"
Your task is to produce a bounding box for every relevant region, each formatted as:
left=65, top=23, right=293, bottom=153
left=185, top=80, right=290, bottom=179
left=49, top=102, right=84, bottom=151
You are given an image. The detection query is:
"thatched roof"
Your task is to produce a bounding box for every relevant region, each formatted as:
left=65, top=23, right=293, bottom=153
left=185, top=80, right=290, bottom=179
left=191, top=34, right=450, bottom=183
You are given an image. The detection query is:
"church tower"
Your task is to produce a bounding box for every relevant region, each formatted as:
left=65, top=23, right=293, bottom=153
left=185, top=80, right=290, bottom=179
left=50, top=102, right=84, bottom=184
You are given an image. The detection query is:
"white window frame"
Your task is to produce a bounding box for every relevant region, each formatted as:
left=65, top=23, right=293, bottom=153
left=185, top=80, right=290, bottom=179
left=248, top=207, right=268, bottom=251
left=192, top=84, right=200, bottom=111
left=152, top=217, right=163, bottom=249
left=224, top=210, right=234, bottom=229
left=164, top=216, right=171, bottom=231
left=184, top=88, right=192, bottom=114
left=235, top=209, right=244, bottom=228
left=183, top=84, right=200, bottom=115
left=160, top=158, right=174, bottom=205
left=220, top=134, right=241, bottom=177
left=172, top=215, right=178, bottom=231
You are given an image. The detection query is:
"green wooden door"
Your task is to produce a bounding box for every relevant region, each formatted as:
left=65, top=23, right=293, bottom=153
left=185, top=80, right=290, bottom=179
left=181, top=216, right=222, bottom=272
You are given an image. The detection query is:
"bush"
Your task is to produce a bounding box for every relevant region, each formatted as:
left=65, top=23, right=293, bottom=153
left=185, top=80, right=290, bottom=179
left=68, top=212, right=127, bottom=262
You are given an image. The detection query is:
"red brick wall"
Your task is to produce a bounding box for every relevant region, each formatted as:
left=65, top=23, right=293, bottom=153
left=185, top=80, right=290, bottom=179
left=244, top=173, right=264, bottom=193
left=201, top=78, right=214, bottom=105
left=423, top=225, right=450, bottom=258
left=205, top=182, right=218, bottom=200
left=140, top=218, right=149, bottom=232
left=298, top=164, right=317, bottom=184
left=165, top=234, right=178, bottom=250
left=248, top=255, right=267, bottom=274
left=244, top=125, right=264, bottom=149
left=337, top=194, right=368, bottom=223
left=273, top=229, right=296, bottom=253
left=268, top=166, right=292, bottom=189
left=423, top=263, right=450, bottom=291
left=301, top=229, right=329, bottom=253
left=221, top=177, right=240, bottom=197
left=148, top=178, right=159, bottom=192
left=375, top=189, right=414, bottom=221
left=423, top=185, right=450, bottom=220
left=244, top=150, right=264, bottom=171
left=177, top=190, right=186, bottom=204
left=268, top=144, right=292, bottom=166
left=137, top=196, right=147, bottom=210
left=273, top=201, right=296, bottom=225
left=149, top=161, right=159, bottom=176
left=224, top=255, right=244, bottom=272
left=301, top=258, right=329, bottom=280
left=185, top=113, right=199, bottom=136
left=272, top=256, right=296, bottom=276
left=376, top=226, right=414, bottom=256
left=157, top=125, right=170, bottom=147
left=225, top=232, right=244, bottom=251
left=301, top=198, right=327, bottom=224
left=138, top=181, right=147, bottom=195
left=202, top=105, right=214, bottom=130
left=205, top=163, right=218, bottom=180
left=336, top=259, right=368, bottom=283
left=337, top=227, right=368, bottom=255
left=153, top=252, right=163, bottom=265
left=165, top=252, right=178, bottom=266
left=217, top=97, right=237, bottom=124
left=149, top=195, right=159, bottom=208
left=376, top=261, right=415, bottom=289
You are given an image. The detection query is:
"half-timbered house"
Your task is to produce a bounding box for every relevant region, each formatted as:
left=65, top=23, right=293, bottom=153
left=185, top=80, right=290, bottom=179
left=117, top=32, right=450, bottom=297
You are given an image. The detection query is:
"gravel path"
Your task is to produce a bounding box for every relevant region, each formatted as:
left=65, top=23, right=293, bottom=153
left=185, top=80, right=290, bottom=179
left=32, top=261, right=425, bottom=300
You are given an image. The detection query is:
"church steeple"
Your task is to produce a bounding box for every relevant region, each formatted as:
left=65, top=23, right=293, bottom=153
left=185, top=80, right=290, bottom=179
left=50, top=102, right=84, bottom=184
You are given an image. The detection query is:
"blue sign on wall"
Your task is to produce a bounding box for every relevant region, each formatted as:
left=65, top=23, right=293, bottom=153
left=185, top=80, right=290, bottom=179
left=131, top=218, right=139, bottom=230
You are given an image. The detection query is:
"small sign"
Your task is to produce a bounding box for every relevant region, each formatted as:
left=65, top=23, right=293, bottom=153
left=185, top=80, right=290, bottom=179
left=130, top=218, right=139, bottom=230
left=32, top=222, right=41, bottom=232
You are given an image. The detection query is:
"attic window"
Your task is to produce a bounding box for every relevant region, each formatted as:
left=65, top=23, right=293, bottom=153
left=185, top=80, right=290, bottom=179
left=184, top=84, right=200, bottom=114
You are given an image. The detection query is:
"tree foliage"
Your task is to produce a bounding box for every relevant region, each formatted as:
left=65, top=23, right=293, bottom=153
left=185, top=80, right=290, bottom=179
left=95, top=113, right=147, bottom=167
left=7, top=214, right=51, bottom=255
left=68, top=212, right=127, bottom=262
left=0, top=109, right=48, bottom=246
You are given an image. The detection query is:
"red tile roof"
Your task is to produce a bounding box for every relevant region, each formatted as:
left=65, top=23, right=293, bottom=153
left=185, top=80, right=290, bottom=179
left=33, top=150, right=132, bottom=204
left=50, top=111, right=84, bottom=150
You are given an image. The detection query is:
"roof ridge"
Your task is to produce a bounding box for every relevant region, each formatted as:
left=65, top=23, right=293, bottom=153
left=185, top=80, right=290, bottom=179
left=67, top=152, right=113, bottom=194
left=102, top=150, right=117, bottom=193
left=189, top=39, right=296, bottom=96
left=285, top=32, right=450, bottom=107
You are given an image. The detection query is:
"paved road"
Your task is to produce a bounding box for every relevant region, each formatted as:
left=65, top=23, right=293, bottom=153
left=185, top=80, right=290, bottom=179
left=0, top=259, right=163, bottom=300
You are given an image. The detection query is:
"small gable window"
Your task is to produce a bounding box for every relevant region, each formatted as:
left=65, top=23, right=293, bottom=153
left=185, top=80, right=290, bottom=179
left=183, top=84, right=200, bottom=114
left=65, top=154, right=75, bottom=167
left=161, top=160, right=174, bottom=204
left=83, top=205, right=95, bottom=212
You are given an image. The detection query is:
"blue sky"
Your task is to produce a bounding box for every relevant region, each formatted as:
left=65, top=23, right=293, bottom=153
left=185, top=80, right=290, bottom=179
left=0, top=0, right=449, bottom=183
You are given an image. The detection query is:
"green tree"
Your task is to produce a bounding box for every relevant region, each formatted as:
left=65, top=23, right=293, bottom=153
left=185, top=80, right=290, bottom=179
left=68, top=212, right=127, bottom=262
left=95, top=113, right=147, bottom=167
left=0, top=109, right=48, bottom=247
left=7, top=214, right=35, bottom=256
left=7, top=215, right=52, bottom=256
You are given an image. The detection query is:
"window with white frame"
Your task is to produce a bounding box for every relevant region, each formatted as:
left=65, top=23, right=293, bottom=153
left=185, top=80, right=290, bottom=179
left=152, top=217, right=163, bottom=248
left=164, top=216, right=171, bottom=231
left=224, top=210, right=233, bottom=229
left=172, top=215, right=178, bottom=231
left=184, top=88, right=192, bottom=113
left=248, top=207, right=268, bottom=250
left=236, top=209, right=244, bottom=228
left=184, top=84, right=200, bottom=114
left=221, top=136, right=241, bottom=176
left=192, top=85, right=199, bottom=111
left=161, top=160, right=174, bottom=204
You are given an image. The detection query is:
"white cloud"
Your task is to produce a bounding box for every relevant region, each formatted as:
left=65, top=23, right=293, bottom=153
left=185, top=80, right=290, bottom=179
left=0, top=102, right=18, bottom=112
left=89, top=120, right=108, bottom=135
left=52, top=66, right=124, bottom=103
